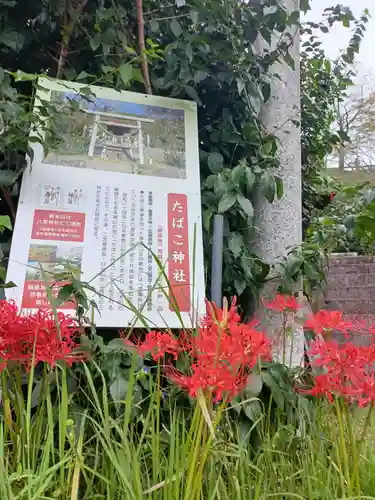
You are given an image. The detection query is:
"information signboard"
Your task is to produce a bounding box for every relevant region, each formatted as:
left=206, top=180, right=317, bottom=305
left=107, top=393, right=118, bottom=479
left=6, top=78, right=205, bottom=328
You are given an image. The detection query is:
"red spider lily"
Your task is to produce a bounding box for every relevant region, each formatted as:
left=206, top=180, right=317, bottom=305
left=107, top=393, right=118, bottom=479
left=303, top=332, right=375, bottom=407
left=166, top=363, right=247, bottom=402
left=304, top=310, right=353, bottom=337
left=134, top=331, right=179, bottom=361
left=263, top=294, right=300, bottom=312
left=0, top=300, right=83, bottom=369
left=204, top=296, right=241, bottom=327
left=133, top=298, right=272, bottom=402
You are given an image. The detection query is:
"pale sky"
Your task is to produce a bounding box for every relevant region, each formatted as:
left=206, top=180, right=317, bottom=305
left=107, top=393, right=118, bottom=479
left=303, top=1, right=374, bottom=168
left=303, top=0, right=374, bottom=83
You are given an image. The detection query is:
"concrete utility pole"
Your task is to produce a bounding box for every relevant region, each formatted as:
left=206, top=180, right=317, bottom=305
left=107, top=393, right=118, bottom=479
left=252, top=0, right=304, bottom=367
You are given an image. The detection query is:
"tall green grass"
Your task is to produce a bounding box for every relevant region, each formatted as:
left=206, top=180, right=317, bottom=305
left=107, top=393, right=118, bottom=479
left=1, top=359, right=375, bottom=499
left=4, top=248, right=375, bottom=498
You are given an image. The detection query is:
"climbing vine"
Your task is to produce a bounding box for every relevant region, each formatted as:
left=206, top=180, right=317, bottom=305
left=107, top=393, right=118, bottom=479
left=0, top=0, right=369, bottom=307
left=0, top=0, right=302, bottom=307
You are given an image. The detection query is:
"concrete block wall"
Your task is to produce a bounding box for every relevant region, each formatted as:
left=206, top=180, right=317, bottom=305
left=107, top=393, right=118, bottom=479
left=324, top=255, right=375, bottom=344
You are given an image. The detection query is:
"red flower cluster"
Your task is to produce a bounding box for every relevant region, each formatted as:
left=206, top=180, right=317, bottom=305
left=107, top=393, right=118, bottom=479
left=130, top=298, right=271, bottom=402
left=306, top=336, right=375, bottom=406
left=136, top=331, right=179, bottom=361
left=299, top=309, right=375, bottom=406
left=263, top=294, right=300, bottom=313
left=304, top=310, right=354, bottom=337
left=0, top=300, right=83, bottom=370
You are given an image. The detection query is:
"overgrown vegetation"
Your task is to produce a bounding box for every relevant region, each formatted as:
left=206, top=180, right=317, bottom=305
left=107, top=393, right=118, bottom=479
left=1, top=1, right=375, bottom=498
left=0, top=293, right=375, bottom=499
left=309, top=181, right=375, bottom=254
left=0, top=0, right=370, bottom=307
left=301, top=5, right=370, bottom=236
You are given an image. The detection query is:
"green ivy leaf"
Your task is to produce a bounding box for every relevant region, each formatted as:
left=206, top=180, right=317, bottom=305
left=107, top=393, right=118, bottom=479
left=245, top=167, right=255, bottom=190
left=89, top=34, right=102, bottom=51
left=261, top=371, right=285, bottom=410
left=283, top=52, right=295, bottom=70
left=149, top=19, right=159, bottom=32
left=189, top=11, right=199, bottom=24
left=204, top=174, right=217, bottom=189
left=119, top=64, right=133, bottom=86
left=240, top=254, right=253, bottom=278
left=0, top=31, right=25, bottom=51
left=343, top=214, right=356, bottom=229
left=170, top=18, right=183, bottom=37
left=0, top=280, right=16, bottom=289
left=237, top=194, right=254, bottom=219
left=288, top=10, right=300, bottom=26
left=106, top=338, right=127, bottom=351
left=260, top=141, right=273, bottom=157
left=248, top=82, right=263, bottom=114
left=238, top=417, right=252, bottom=442
left=13, top=70, right=38, bottom=81
left=184, top=85, right=202, bottom=105
left=110, top=375, right=130, bottom=403
left=55, top=284, right=75, bottom=306
left=185, top=43, right=193, bottom=62
left=245, top=373, right=263, bottom=397
left=194, top=71, right=209, bottom=84
left=76, top=71, right=91, bottom=81
left=243, top=399, right=262, bottom=422
left=218, top=192, right=237, bottom=213
left=234, top=279, right=246, bottom=296
left=261, top=175, right=276, bottom=203
left=228, top=232, right=244, bottom=259
left=203, top=208, right=213, bottom=232
left=0, top=216, right=12, bottom=231
left=208, top=152, right=224, bottom=173
left=285, top=256, right=303, bottom=277
left=275, top=176, right=284, bottom=199
left=231, top=163, right=245, bottom=186
left=214, top=173, right=230, bottom=197
left=300, top=0, right=311, bottom=13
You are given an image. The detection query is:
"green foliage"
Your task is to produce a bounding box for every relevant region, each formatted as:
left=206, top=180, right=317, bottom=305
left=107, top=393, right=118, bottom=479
left=2, top=343, right=375, bottom=498
left=147, top=0, right=299, bottom=302
left=0, top=0, right=304, bottom=307
left=275, top=241, right=328, bottom=298
left=0, top=0, right=369, bottom=305
left=301, top=6, right=369, bottom=236
left=309, top=182, right=375, bottom=255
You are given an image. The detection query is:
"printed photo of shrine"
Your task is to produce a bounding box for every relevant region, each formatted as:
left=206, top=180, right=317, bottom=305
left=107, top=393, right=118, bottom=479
left=44, top=91, right=186, bottom=179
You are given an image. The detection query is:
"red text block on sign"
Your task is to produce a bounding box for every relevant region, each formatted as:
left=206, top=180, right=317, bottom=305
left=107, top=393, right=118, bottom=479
left=31, top=210, right=85, bottom=243
left=168, top=193, right=191, bottom=312
left=22, top=280, right=75, bottom=310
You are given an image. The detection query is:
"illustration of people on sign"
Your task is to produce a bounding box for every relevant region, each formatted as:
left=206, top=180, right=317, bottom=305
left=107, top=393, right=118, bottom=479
left=66, top=188, right=83, bottom=207
left=41, top=185, right=60, bottom=207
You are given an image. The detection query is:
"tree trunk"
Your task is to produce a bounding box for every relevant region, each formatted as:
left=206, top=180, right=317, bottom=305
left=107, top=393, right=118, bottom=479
left=136, top=0, right=152, bottom=95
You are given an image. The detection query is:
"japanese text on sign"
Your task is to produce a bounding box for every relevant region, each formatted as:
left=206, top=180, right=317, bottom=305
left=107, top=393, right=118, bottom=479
left=31, top=209, right=85, bottom=242
left=22, top=280, right=74, bottom=309
left=94, top=186, right=158, bottom=314
left=167, top=193, right=190, bottom=312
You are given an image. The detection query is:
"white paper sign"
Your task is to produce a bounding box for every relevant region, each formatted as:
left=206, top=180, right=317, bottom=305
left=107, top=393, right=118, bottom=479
left=6, top=78, right=205, bottom=328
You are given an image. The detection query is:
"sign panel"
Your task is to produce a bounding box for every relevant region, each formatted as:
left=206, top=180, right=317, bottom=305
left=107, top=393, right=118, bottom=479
left=6, top=78, right=205, bottom=328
